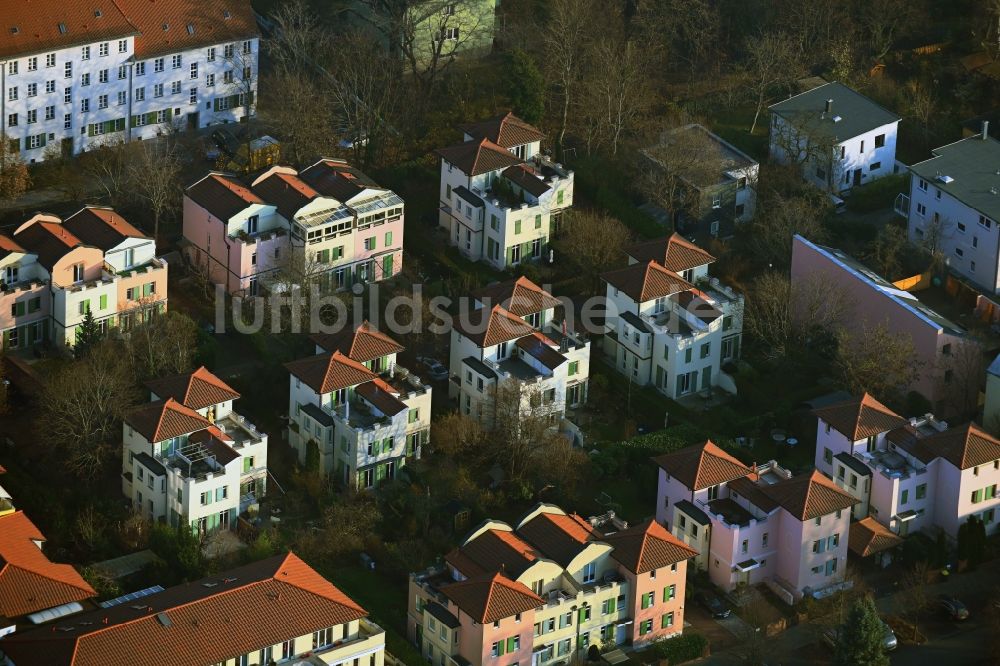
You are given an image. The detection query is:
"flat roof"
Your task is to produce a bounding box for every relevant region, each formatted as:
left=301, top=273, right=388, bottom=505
left=770, top=81, right=900, bottom=143
left=909, top=135, right=1000, bottom=222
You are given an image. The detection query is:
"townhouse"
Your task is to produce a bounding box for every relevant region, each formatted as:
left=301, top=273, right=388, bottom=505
left=769, top=81, right=900, bottom=193
left=286, top=322, right=431, bottom=489
left=814, top=393, right=1000, bottom=541
left=2, top=206, right=167, bottom=350
left=184, top=160, right=404, bottom=296
left=791, top=234, right=975, bottom=416
left=655, top=441, right=857, bottom=602
left=436, top=113, right=574, bottom=270
left=902, top=127, right=1000, bottom=294
left=448, top=277, right=590, bottom=431
left=0, top=0, right=258, bottom=162
left=601, top=235, right=743, bottom=400
left=408, top=503, right=697, bottom=664
left=0, top=552, right=387, bottom=666
left=122, top=365, right=268, bottom=535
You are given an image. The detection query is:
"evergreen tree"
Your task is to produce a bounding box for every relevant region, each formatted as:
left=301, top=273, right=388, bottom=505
left=503, top=49, right=545, bottom=125
left=834, top=596, right=889, bottom=666
left=74, top=308, right=103, bottom=358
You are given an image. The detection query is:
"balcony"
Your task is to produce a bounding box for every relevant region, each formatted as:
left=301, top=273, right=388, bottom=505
left=530, top=153, right=573, bottom=182
left=107, top=256, right=168, bottom=279
left=215, top=412, right=266, bottom=449
left=310, top=618, right=385, bottom=665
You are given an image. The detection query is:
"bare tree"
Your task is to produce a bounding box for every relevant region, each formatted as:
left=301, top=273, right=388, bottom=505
left=260, top=69, right=337, bottom=167
left=834, top=322, right=920, bottom=401
left=868, top=224, right=909, bottom=280
left=557, top=210, right=632, bottom=290
left=745, top=190, right=831, bottom=269
left=583, top=37, right=656, bottom=156
left=636, top=0, right=720, bottom=79
left=80, top=136, right=134, bottom=208
left=905, top=79, right=937, bottom=143
left=858, top=0, right=915, bottom=61
left=937, top=338, right=986, bottom=419
left=266, top=0, right=331, bottom=72
left=122, top=311, right=199, bottom=382
left=747, top=272, right=850, bottom=359
left=743, top=32, right=800, bottom=134
left=127, top=139, right=182, bottom=247
left=892, top=561, right=931, bottom=642
left=0, top=134, right=30, bottom=202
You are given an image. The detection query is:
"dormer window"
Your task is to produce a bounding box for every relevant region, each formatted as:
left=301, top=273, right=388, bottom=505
left=247, top=215, right=259, bottom=234
left=582, top=561, right=596, bottom=583
left=124, top=247, right=135, bottom=268
left=4, top=265, right=18, bottom=285
left=72, top=263, right=84, bottom=282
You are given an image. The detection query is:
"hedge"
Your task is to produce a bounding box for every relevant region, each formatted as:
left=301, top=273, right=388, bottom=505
left=649, top=633, right=709, bottom=664
left=846, top=173, right=908, bottom=213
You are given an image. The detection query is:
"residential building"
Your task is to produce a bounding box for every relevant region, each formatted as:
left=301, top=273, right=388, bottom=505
left=791, top=235, right=974, bottom=415
left=184, top=160, right=404, bottom=295
left=0, top=0, right=258, bottom=162
left=655, top=441, right=857, bottom=602
left=448, top=277, right=590, bottom=433
left=0, top=552, right=387, bottom=666
left=601, top=235, right=743, bottom=400
left=642, top=123, right=758, bottom=240
left=407, top=503, right=697, bottom=663
left=3, top=206, right=167, bottom=349
left=122, top=366, right=268, bottom=534
left=0, top=509, right=95, bottom=638
left=901, top=128, right=1000, bottom=294
left=286, top=322, right=431, bottom=489
left=436, top=113, right=574, bottom=270
left=985, top=352, right=1000, bottom=432
left=769, top=81, right=900, bottom=192
left=814, top=393, right=1000, bottom=541
left=0, top=465, right=11, bottom=517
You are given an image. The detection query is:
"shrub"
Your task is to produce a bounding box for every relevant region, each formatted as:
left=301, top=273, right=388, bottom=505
left=846, top=173, right=908, bottom=213
left=649, top=633, right=709, bottom=664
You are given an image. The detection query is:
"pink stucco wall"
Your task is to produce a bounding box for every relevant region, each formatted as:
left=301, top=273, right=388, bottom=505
left=0, top=284, right=49, bottom=332
left=774, top=509, right=850, bottom=597
left=51, top=247, right=103, bottom=288
left=624, top=562, right=687, bottom=645
left=117, top=264, right=168, bottom=312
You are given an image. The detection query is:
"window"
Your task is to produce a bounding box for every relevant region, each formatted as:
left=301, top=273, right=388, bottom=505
left=27, top=56, right=37, bottom=72
left=700, top=342, right=710, bottom=358
left=972, top=489, right=983, bottom=504
left=26, top=82, right=36, bottom=97
left=26, top=109, right=36, bottom=124
left=44, top=105, right=54, bottom=120
left=200, top=491, right=211, bottom=506
left=45, top=80, right=55, bottom=93
left=225, top=44, right=235, bottom=59
left=987, top=484, right=997, bottom=500
left=118, top=65, right=127, bottom=80
left=815, top=516, right=822, bottom=526
left=171, top=81, right=181, bottom=94
left=117, top=91, right=126, bottom=106
left=916, top=203, right=926, bottom=217
left=641, top=591, right=655, bottom=609
left=64, top=87, right=71, bottom=103
left=442, top=26, right=460, bottom=40
left=639, top=619, right=653, bottom=635
left=190, top=62, right=198, bottom=79
left=135, top=87, right=145, bottom=101
left=154, top=58, right=164, bottom=73
left=364, top=237, right=375, bottom=251
left=64, top=62, right=72, bottom=78
left=6, top=87, right=16, bottom=102
left=99, top=69, right=108, bottom=84
left=207, top=46, right=217, bottom=62
left=118, top=39, right=128, bottom=53
left=915, top=483, right=927, bottom=500
left=901, top=489, right=909, bottom=505
left=154, top=83, right=163, bottom=97
left=762, top=532, right=769, bottom=547
left=663, top=584, right=676, bottom=602
left=223, top=70, right=234, bottom=84
left=172, top=54, right=182, bottom=69
left=99, top=42, right=109, bottom=57
left=582, top=561, right=596, bottom=583
left=860, top=140, right=865, bottom=153
left=980, top=215, right=993, bottom=229
left=206, top=73, right=215, bottom=87
left=875, top=134, right=885, bottom=148
left=98, top=94, right=108, bottom=109
left=243, top=40, right=252, bottom=54
left=6, top=113, right=16, bottom=127
left=312, top=627, right=333, bottom=649
left=81, top=73, right=91, bottom=87
left=136, top=62, right=145, bottom=76
left=661, top=612, right=675, bottom=629
left=823, top=447, right=833, bottom=465
left=870, top=162, right=881, bottom=171
left=385, top=230, right=393, bottom=246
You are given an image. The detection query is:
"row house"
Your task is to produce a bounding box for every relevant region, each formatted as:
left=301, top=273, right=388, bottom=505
left=122, top=366, right=268, bottom=535
left=2, top=206, right=167, bottom=350
left=436, top=112, right=573, bottom=270
left=601, top=235, right=743, bottom=400
left=448, top=277, right=590, bottom=433
left=0, top=552, right=388, bottom=666
left=814, top=393, right=1000, bottom=541
left=408, top=503, right=697, bottom=665
left=902, top=128, right=1000, bottom=294
left=285, top=322, right=431, bottom=489
left=769, top=81, right=900, bottom=193
left=0, top=0, right=258, bottom=161
left=184, top=160, right=404, bottom=296
left=655, top=441, right=857, bottom=602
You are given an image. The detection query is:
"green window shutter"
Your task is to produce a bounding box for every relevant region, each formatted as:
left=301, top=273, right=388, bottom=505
left=165, top=108, right=172, bottom=121
left=39, top=133, right=46, bottom=147
left=506, top=637, right=516, bottom=653
left=383, top=254, right=393, bottom=277
left=243, top=457, right=251, bottom=473
left=87, top=124, right=96, bottom=137
left=408, top=409, right=417, bottom=424
left=384, top=231, right=392, bottom=246
left=2, top=330, right=10, bottom=348
left=446, top=184, right=451, bottom=199
left=557, top=190, right=564, bottom=205
left=535, top=214, right=541, bottom=229
left=99, top=294, right=107, bottom=310
left=514, top=220, right=521, bottom=234
left=146, top=112, right=156, bottom=125
left=506, top=247, right=514, bottom=265
left=14, top=302, right=25, bottom=317
left=319, top=249, right=329, bottom=263
left=82, top=299, right=90, bottom=313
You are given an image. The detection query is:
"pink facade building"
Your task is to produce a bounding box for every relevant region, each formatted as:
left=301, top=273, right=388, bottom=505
left=184, top=159, right=404, bottom=296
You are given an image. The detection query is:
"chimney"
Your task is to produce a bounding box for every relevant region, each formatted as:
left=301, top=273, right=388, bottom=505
left=825, top=99, right=833, bottom=115
left=983, top=120, right=990, bottom=140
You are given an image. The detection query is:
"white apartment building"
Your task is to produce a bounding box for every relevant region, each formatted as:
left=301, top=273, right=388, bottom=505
left=436, top=112, right=574, bottom=269
left=601, top=235, right=743, bottom=399
left=769, top=81, right=900, bottom=193
left=448, top=277, right=590, bottom=435
left=122, top=366, right=268, bottom=534
left=0, top=0, right=258, bottom=162
left=285, top=322, right=431, bottom=489
left=902, top=128, right=1000, bottom=293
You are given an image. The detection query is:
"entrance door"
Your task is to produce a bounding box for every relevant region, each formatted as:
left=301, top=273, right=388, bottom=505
left=615, top=624, right=627, bottom=644
left=853, top=169, right=862, bottom=186
left=61, top=137, right=73, bottom=158
left=187, top=112, right=199, bottom=130
left=219, top=510, right=230, bottom=531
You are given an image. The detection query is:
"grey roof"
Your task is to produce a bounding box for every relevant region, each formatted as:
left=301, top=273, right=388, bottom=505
left=645, top=123, right=758, bottom=188
left=425, top=602, right=461, bottom=629
left=674, top=499, right=710, bottom=525
left=834, top=452, right=872, bottom=477
left=908, top=135, right=1000, bottom=222
left=989, top=352, right=1000, bottom=378
left=300, top=402, right=336, bottom=428
left=134, top=452, right=166, bottom=477
left=454, top=185, right=485, bottom=209
left=770, top=82, right=900, bottom=144
left=621, top=310, right=652, bottom=334
left=462, top=356, right=497, bottom=379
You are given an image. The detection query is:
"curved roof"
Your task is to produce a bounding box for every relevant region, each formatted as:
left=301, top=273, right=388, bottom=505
left=62, top=207, right=146, bottom=251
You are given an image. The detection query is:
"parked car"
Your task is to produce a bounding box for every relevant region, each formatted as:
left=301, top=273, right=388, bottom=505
left=695, top=591, right=731, bottom=619
left=938, top=594, right=970, bottom=620
left=822, top=621, right=897, bottom=651
left=828, top=193, right=847, bottom=214
left=415, top=356, right=449, bottom=381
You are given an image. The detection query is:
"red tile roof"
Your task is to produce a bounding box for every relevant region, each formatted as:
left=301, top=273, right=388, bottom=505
left=922, top=423, right=1000, bottom=470
left=144, top=366, right=241, bottom=411
left=849, top=517, right=903, bottom=557
left=459, top=112, right=546, bottom=149
left=454, top=305, right=537, bottom=349
left=440, top=572, right=542, bottom=624
left=285, top=350, right=377, bottom=394
left=0, top=2, right=137, bottom=60
left=445, top=528, right=540, bottom=579
left=62, top=207, right=147, bottom=252
left=761, top=471, right=858, bottom=521
left=0, top=511, right=95, bottom=619
left=473, top=276, right=561, bottom=317
left=251, top=169, right=319, bottom=220
left=0, top=552, right=367, bottom=666
left=125, top=397, right=212, bottom=443
left=0, top=235, right=27, bottom=261
left=114, top=0, right=259, bottom=60
left=311, top=321, right=405, bottom=362
left=653, top=440, right=752, bottom=491
left=604, top=519, right=699, bottom=575
left=813, top=393, right=906, bottom=442
left=13, top=220, right=86, bottom=271
left=185, top=173, right=263, bottom=222
left=435, top=138, right=523, bottom=177
left=625, top=233, right=717, bottom=273
left=516, top=510, right=596, bottom=567
left=602, top=260, right=693, bottom=303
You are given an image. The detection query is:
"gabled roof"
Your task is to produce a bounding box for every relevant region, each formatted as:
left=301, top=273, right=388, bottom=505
left=501, top=165, right=551, bottom=198
left=849, top=517, right=903, bottom=557
left=185, top=172, right=263, bottom=221
left=300, top=159, right=384, bottom=202
left=0, top=235, right=26, bottom=261
left=602, top=260, right=693, bottom=303
left=251, top=170, right=319, bottom=221
left=459, top=112, right=546, bottom=149
left=813, top=393, right=906, bottom=442
left=0, top=511, right=95, bottom=619
left=144, top=366, right=241, bottom=411
left=760, top=471, right=857, bottom=521
left=125, top=397, right=212, bottom=443
left=516, top=511, right=596, bottom=567
left=0, top=552, right=366, bottom=666
left=653, top=440, right=752, bottom=491
left=114, top=0, right=259, bottom=60
left=311, top=321, right=404, bottom=362
left=13, top=221, right=86, bottom=271
left=440, top=572, right=542, bottom=624
left=61, top=206, right=147, bottom=252
left=769, top=81, right=901, bottom=143
left=285, top=350, right=377, bottom=395
left=445, top=528, right=539, bottom=579
left=625, top=233, right=716, bottom=273
left=0, top=1, right=137, bottom=60
left=435, top=138, right=523, bottom=177
left=455, top=305, right=537, bottom=349
left=473, top=276, right=560, bottom=317
left=604, top=519, right=698, bottom=575
left=922, top=423, right=1000, bottom=470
